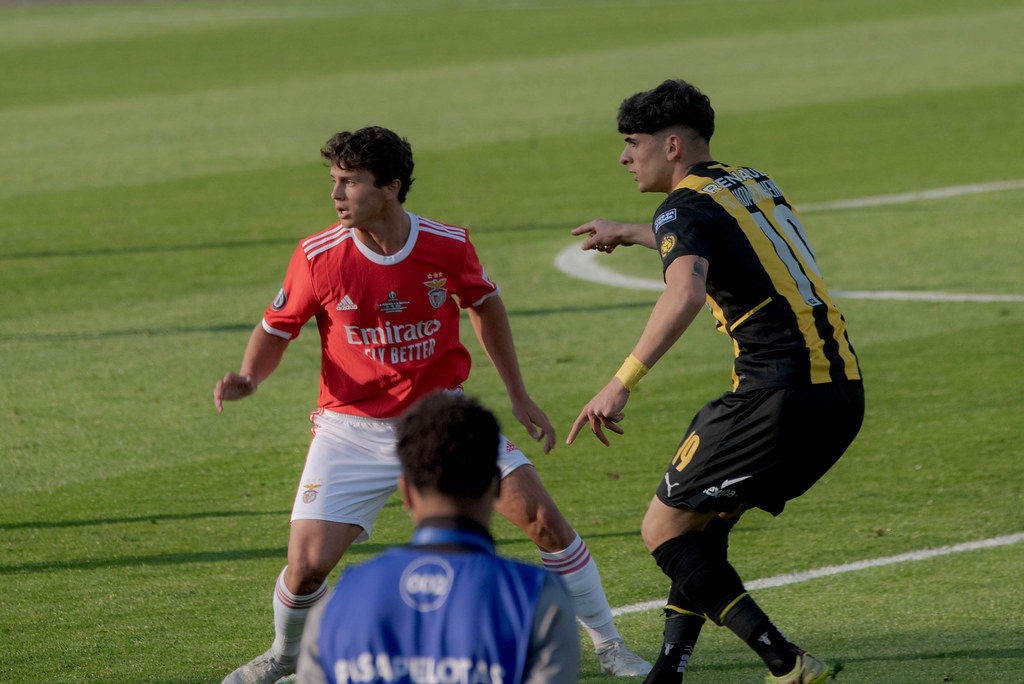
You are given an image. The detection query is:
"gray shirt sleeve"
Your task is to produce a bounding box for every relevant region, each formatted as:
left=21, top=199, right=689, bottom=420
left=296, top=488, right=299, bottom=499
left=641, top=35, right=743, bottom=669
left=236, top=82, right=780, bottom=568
left=295, top=592, right=331, bottom=684
left=524, top=574, right=580, bottom=684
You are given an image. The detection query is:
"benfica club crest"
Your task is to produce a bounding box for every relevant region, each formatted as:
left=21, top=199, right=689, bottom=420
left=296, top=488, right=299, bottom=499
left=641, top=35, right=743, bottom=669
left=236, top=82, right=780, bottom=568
left=301, top=480, right=322, bottom=504
left=423, top=273, right=448, bottom=308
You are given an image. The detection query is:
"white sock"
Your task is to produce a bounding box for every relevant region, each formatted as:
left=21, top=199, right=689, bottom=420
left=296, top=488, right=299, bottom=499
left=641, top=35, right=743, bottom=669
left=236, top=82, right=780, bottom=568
left=538, top=532, right=620, bottom=648
left=271, top=567, right=329, bottom=660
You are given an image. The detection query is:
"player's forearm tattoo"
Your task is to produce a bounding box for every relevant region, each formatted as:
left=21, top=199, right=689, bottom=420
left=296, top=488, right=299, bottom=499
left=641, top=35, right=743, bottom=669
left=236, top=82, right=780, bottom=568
left=692, top=258, right=708, bottom=279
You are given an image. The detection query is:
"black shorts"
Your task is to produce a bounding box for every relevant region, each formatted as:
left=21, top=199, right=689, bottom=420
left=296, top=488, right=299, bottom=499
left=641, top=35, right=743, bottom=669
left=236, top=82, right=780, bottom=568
left=656, top=380, right=864, bottom=516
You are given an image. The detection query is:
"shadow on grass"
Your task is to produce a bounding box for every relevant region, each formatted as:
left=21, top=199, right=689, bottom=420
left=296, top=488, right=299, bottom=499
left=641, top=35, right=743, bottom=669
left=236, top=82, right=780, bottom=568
left=0, top=542, right=393, bottom=576
left=0, top=237, right=296, bottom=261
left=513, top=299, right=656, bottom=318
left=828, top=647, right=1024, bottom=664
left=2, top=512, right=649, bottom=575
left=2, top=532, right=649, bottom=576
left=1, top=509, right=292, bottom=531
left=692, top=647, right=1024, bottom=679
left=490, top=527, right=646, bottom=551
left=686, top=647, right=1024, bottom=680
left=0, top=301, right=658, bottom=343
left=0, top=322, right=257, bottom=343
left=0, top=223, right=560, bottom=263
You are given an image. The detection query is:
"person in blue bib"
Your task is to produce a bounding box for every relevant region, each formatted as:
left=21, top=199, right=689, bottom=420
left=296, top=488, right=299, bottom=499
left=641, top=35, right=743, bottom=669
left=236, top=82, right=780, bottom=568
left=297, top=391, right=580, bottom=684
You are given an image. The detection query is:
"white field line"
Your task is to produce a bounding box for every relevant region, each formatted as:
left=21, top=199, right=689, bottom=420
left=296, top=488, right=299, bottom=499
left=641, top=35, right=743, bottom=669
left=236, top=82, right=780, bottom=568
left=611, top=532, right=1024, bottom=617
left=555, top=179, right=1024, bottom=303
left=798, top=179, right=1024, bottom=212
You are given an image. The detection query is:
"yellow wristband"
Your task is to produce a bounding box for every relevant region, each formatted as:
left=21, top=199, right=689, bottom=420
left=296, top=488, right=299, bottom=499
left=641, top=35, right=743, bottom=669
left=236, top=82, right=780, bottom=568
left=614, top=354, right=649, bottom=392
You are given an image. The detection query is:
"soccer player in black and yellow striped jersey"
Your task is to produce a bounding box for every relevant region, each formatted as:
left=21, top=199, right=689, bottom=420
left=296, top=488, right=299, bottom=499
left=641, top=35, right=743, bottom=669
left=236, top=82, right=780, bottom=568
left=567, top=80, right=865, bottom=684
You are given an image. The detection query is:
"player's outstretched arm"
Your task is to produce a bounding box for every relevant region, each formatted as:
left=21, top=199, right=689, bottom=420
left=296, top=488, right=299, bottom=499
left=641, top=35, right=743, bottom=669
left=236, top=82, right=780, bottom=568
left=571, top=219, right=655, bottom=252
left=468, top=295, right=556, bottom=454
left=567, top=256, right=707, bottom=446
left=213, top=324, right=290, bottom=412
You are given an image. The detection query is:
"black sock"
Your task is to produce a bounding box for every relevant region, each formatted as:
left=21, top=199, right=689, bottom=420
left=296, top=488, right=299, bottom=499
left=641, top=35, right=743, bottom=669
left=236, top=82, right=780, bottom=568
left=650, top=530, right=746, bottom=624
left=721, top=594, right=798, bottom=676
left=703, top=514, right=738, bottom=553
left=651, top=528, right=800, bottom=677
left=643, top=584, right=706, bottom=684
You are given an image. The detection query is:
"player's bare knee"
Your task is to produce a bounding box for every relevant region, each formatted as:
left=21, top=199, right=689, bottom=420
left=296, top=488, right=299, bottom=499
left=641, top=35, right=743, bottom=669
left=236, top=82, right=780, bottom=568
left=640, top=513, right=663, bottom=553
left=527, top=504, right=575, bottom=552
left=642, top=502, right=708, bottom=552
left=497, top=467, right=575, bottom=551
left=285, top=557, right=331, bottom=594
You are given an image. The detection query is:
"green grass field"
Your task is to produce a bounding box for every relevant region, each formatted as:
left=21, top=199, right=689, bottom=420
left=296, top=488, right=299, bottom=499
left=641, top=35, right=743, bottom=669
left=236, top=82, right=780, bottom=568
left=2, top=1, right=1022, bottom=682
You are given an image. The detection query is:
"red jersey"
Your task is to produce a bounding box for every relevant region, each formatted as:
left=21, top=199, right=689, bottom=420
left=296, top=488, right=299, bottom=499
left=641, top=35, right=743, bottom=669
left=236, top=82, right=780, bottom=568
left=262, top=212, right=499, bottom=418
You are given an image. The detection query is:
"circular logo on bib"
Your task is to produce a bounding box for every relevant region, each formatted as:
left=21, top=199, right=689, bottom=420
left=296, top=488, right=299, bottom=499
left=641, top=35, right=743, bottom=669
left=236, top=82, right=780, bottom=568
left=399, top=556, right=454, bottom=612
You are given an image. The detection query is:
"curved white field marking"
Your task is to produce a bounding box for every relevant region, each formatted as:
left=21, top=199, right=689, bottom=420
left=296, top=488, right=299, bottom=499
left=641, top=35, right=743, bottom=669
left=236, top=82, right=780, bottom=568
left=555, top=246, right=666, bottom=292
left=611, top=532, right=1024, bottom=617
left=556, top=180, right=1024, bottom=303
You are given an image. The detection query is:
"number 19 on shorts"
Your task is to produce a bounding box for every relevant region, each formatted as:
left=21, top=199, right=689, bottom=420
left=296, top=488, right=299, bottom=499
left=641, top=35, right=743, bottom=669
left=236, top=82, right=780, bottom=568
left=672, top=432, right=700, bottom=472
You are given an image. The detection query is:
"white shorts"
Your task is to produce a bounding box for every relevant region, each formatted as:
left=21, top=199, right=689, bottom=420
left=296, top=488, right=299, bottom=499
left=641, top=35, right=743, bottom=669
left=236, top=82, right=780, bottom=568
left=291, top=409, right=533, bottom=542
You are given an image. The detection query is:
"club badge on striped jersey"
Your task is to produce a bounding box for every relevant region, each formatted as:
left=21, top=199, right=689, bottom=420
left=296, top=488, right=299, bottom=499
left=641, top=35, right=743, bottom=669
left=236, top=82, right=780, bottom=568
left=659, top=234, right=676, bottom=258
left=423, top=273, right=448, bottom=308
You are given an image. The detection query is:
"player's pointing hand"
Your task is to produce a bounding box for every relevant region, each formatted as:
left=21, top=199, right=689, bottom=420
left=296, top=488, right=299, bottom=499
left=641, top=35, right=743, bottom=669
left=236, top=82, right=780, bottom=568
left=566, top=379, right=630, bottom=446
left=571, top=218, right=627, bottom=253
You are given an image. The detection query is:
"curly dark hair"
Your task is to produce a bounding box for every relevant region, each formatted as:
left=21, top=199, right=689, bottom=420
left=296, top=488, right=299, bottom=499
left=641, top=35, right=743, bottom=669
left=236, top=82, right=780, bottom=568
left=397, top=392, right=500, bottom=498
left=617, top=79, right=715, bottom=142
left=320, top=126, right=415, bottom=203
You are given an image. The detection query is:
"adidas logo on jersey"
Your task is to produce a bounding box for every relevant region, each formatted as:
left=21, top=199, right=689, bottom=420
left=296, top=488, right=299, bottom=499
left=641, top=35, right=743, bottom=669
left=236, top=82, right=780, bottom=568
left=336, top=295, right=358, bottom=311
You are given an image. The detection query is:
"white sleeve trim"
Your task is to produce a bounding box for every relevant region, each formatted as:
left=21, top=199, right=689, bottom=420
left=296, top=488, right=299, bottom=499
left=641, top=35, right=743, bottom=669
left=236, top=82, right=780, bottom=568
left=470, top=286, right=501, bottom=308
left=262, top=318, right=294, bottom=340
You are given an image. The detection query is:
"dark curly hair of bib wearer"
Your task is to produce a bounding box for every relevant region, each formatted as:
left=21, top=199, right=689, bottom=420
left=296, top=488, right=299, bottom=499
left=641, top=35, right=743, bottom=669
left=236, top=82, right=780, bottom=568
left=321, top=126, right=415, bottom=203
left=617, top=79, right=716, bottom=142
left=397, top=392, right=501, bottom=498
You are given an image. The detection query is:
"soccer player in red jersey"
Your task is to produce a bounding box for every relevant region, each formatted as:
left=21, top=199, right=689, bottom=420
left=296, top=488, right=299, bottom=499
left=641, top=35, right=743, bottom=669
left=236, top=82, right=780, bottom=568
left=215, top=127, right=650, bottom=683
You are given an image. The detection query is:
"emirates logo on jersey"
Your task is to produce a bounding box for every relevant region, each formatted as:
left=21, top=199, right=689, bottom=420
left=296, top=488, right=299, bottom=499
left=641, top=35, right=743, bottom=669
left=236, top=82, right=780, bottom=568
left=423, top=272, right=448, bottom=309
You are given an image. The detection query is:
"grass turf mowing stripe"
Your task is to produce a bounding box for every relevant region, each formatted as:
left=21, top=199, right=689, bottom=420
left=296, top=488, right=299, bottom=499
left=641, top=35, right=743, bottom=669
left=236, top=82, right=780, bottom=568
left=554, top=179, right=1024, bottom=301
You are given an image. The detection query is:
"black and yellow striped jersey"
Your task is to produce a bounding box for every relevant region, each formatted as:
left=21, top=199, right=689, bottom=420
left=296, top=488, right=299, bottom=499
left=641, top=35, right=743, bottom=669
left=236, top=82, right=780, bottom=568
left=654, top=161, right=861, bottom=390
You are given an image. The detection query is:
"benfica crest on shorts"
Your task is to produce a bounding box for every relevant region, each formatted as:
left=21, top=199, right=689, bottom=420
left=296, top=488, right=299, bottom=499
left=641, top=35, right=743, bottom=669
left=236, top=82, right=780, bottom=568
left=301, top=480, right=322, bottom=504
left=423, top=273, right=448, bottom=308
